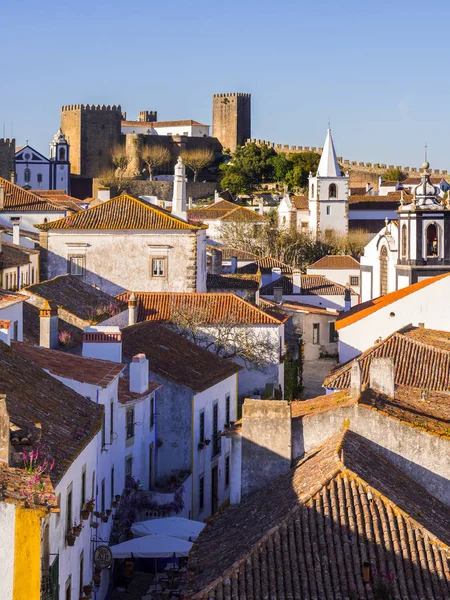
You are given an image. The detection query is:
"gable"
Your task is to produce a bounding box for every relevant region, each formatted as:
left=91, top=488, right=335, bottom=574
left=15, top=145, right=49, bottom=163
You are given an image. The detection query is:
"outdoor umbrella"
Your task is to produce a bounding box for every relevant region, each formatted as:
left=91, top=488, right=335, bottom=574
left=131, top=517, right=206, bottom=542
left=110, top=533, right=192, bottom=558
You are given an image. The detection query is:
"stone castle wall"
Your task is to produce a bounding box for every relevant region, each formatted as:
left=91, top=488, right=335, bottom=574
left=213, top=93, right=251, bottom=152
left=0, top=139, right=15, bottom=180
left=92, top=178, right=217, bottom=202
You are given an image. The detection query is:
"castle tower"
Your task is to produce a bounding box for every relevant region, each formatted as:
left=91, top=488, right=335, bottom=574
left=49, top=128, right=70, bottom=192
left=0, top=139, right=15, bottom=180
left=396, top=160, right=450, bottom=287
left=308, top=129, right=349, bottom=240
left=172, top=157, right=187, bottom=221
left=60, top=104, right=122, bottom=178
left=139, top=110, right=157, bottom=123
left=212, top=93, right=251, bottom=153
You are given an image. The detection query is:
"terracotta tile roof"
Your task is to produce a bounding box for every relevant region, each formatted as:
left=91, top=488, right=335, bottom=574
left=0, top=222, right=40, bottom=241
left=260, top=274, right=355, bottom=296
left=336, top=272, right=450, bottom=330
left=186, top=430, right=450, bottom=599
left=398, top=176, right=446, bottom=185
left=237, top=256, right=294, bottom=275
left=0, top=241, right=37, bottom=269
left=204, top=200, right=237, bottom=211
left=278, top=299, right=339, bottom=316
left=0, top=463, right=57, bottom=509
left=290, top=195, right=309, bottom=209
left=290, top=390, right=355, bottom=418
left=0, top=177, right=73, bottom=212
left=22, top=302, right=83, bottom=347
left=34, top=190, right=86, bottom=208
left=348, top=195, right=402, bottom=208
left=206, top=273, right=259, bottom=291
left=24, top=275, right=127, bottom=323
left=12, top=342, right=125, bottom=388
left=0, top=341, right=103, bottom=484
left=122, top=119, right=208, bottom=128
left=188, top=201, right=268, bottom=225
left=308, top=254, right=360, bottom=270
left=325, top=326, right=450, bottom=391
left=0, top=289, right=26, bottom=309
left=220, top=206, right=269, bottom=223
left=36, top=193, right=201, bottom=231
left=349, top=186, right=370, bottom=195
left=118, top=376, right=161, bottom=404
left=121, top=321, right=242, bottom=393
left=116, top=292, right=285, bottom=325
left=220, top=247, right=259, bottom=261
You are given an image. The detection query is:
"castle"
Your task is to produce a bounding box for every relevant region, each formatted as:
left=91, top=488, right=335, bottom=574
left=0, top=138, right=15, bottom=180
left=212, top=93, right=251, bottom=152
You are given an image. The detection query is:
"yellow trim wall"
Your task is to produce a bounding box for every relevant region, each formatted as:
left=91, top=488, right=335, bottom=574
left=13, top=507, right=44, bottom=600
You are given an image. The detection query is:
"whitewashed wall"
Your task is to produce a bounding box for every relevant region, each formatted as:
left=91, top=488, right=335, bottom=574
left=0, top=502, right=15, bottom=600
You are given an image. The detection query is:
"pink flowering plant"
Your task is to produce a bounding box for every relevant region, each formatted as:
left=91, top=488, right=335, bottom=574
left=58, top=330, right=74, bottom=347
left=21, top=448, right=56, bottom=508
left=86, top=302, right=122, bottom=323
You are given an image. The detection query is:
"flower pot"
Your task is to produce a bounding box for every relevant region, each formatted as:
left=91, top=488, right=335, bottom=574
left=93, top=511, right=102, bottom=518
left=106, top=509, right=112, bottom=516
left=91, top=522, right=99, bottom=529
left=111, top=501, right=118, bottom=509
left=86, top=502, right=94, bottom=512
left=115, top=494, right=121, bottom=501
left=83, top=585, right=93, bottom=596
left=73, top=526, right=82, bottom=537
left=66, top=533, right=76, bottom=547
left=102, top=515, right=109, bottom=523
left=81, top=510, right=90, bottom=521
left=204, top=439, right=211, bottom=445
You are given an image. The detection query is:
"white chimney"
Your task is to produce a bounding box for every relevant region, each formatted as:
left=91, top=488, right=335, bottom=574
left=350, top=360, right=361, bottom=399
left=39, top=300, right=58, bottom=349
left=130, top=353, right=149, bottom=394
left=10, top=216, right=21, bottom=246
left=292, top=269, right=302, bottom=293
left=128, top=292, right=137, bottom=326
left=188, top=196, right=193, bottom=209
left=82, top=326, right=122, bottom=363
left=97, top=187, right=111, bottom=202
left=0, top=186, right=5, bottom=210
left=230, top=256, right=237, bottom=274
left=172, top=157, right=187, bottom=221
left=214, top=190, right=221, bottom=203
left=258, top=198, right=264, bottom=215
left=271, top=267, right=282, bottom=283
left=369, top=357, right=395, bottom=397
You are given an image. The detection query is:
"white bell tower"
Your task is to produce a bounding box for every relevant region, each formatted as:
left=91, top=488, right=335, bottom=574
left=50, top=128, right=70, bottom=193
left=308, top=128, right=349, bottom=240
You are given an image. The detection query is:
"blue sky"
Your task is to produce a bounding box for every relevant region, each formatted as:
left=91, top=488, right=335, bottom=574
left=2, top=0, right=450, bottom=169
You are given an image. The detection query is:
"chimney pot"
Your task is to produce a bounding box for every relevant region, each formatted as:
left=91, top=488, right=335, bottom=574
left=128, top=292, right=138, bottom=326
left=292, top=269, right=302, bottom=293
left=271, top=267, right=282, bottom=283
left=369, top=357, right=395, bottom=397
left=10, top=216, right=21, bottom=246
left=39, top=300, right=58, bottom=349
left=344, top=284, right=351, bottom=311
left=350, top=360, right=361, bottom=399
left=210, top=248, right=223, bottom=275
left=273, top=285, right=283, bottom=304
left=172, top=157, right=187, bottom=220
left=130, top=353, right=149, bottom=394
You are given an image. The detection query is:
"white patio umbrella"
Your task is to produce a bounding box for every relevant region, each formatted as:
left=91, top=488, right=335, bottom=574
left=131, top=517, right=206, bottom=542
left=110, top=533, right=192, bottom=559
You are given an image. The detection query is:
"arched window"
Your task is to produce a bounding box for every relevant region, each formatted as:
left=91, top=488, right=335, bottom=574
left=329, top=183, right=337, bottom=198
left=58, top=147, right=66, bottom=161
left=37, top=173, right=42, bottom=184
left=24, top=168, right=31, bottom=183
left=311, top=184, right=315, bottom=198
left=380, top=245, right=388, bottom=295
left=401, top=224, right=408, bottom=259
left=426, top=223, right=438, bottom=257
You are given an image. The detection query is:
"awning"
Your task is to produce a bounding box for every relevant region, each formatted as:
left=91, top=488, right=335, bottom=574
left=110, top=533, right=192, bottom=558
left=131, top=517, right=205, bottom=542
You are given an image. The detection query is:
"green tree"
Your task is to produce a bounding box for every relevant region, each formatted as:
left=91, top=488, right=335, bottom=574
left=270, top=153, right=291, bottom=182
left=220, top=171, right=251, bottom=195
left=383, top=167, right=407, bottom=181
left=285, top=152, right=321, bottom=188
left=111, top=146, right=130, bottom=178
left=220, top=143, right=276, bottom=192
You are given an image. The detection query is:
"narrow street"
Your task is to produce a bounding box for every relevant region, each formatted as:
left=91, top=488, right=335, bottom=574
left=299, top=358, right=336, bottom=400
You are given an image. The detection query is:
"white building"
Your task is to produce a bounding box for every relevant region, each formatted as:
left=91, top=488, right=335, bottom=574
left=15, top=129, right=70, bottom=193
left=306, top=254, right=361, bottom=295
left=0, top=288, right=24, bottom=344
left=37, top=192, right=207, bottom=296
left=121, top=118, right=210, bottom=138
left=0, top=234, right=40, bottom=291
left=277, top=194, right=310, bottom=232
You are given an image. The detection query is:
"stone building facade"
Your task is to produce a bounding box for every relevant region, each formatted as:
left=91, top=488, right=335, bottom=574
left=212, top=93, right=251, bottom=152
left=0, top=139, right=15, bottom=180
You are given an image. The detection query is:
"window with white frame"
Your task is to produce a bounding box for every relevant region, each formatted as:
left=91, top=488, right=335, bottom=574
left=350, top=276, right=359, bottom=286
left=151, top=258, right=166, bottom=277
left=69, top=256, right=84, bottom=276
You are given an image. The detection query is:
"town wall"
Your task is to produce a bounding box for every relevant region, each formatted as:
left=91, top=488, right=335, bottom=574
left=92, top=178, right=217, bottom=202
left=0, top=139, right=15, bottom=180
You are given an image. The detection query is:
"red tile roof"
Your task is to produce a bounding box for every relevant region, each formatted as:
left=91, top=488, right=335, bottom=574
left=336, top=272, right=450, bottom=330
left=206, top=273, right=259, bottom=291
left=118, top=376, right=161, bottom=404
left=219, top=247, right=259, bottom=261
left=121, top=321, right=242, bottom=393
left=0, top=289, right=26, bottom=308
left=12, top=342, right=125, bottom=388
left=186, top=430, right=450, bottom=599
left=188, top=200, right=268, bottom=225
left=278, top=299, right=339, bottom=316
left=36, top=193, right=201, bottom=231
left=0, top=177, right=78, bottom=212
left=237, top=256, right=294, bottom=275
left=117, top=292, right=285, bottom=325
left=122, top=119, right=208, bottom=128
left=325, top=326, right=450, bottom=391
left=290, top=195, right=308, bottom=209
left=0, top=241, right=37, bottom=269
left=260, top=274, right=355, bottom=296
left=308, top=254, right=360, bottom=270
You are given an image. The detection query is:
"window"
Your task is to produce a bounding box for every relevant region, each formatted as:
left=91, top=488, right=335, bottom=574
left=350, top=276, right=359, bottom=286
left=81, top=469, right=86, bottom=506
left=126, top=408, right=135, bottom=439
left=13, top=321, right=18, bottom=341
left=101, top=414, right=106, bottom=448
left=212, top=403, right=220, bottom=457
left=401, top=224, right=408, bottom=259
left=37, top=173, right=43, bottom=184
left=79, top=552, right=84, bottom=595
left=225, top=394, right=230, bottom=427
left=311, top=184, right=315, bottom=198
left=111, top=467, right=115, bottom=501
left=92, top=471, right=96, bottom=498
left=24, top=168, right=31, bottom=183
left=326, top=205, right=331, bottom=215
left=101, top=479, right=105, bottom=513
left=151, top=258, right=166, bottom=277
left=329, top=183, right=337, bottom=198
left=199, top=476, right=204, bottom=511
left=199, top=411, right=205, bottom=444
left=110, top=401, right=114, bottom=440
left=31, top=267, right=35, bottom=284
left=313, top=323, right=320, bottom=345
left=225, top=455, right=230, bottom=487
left=66, top=487, right=72, bottom=534
left=150, top=396, right=155, bottom=429
left=149, top=443, right=154, bottom=489
left=69, top=256, right=84, bottom=276
left=125, top=456, right=133, bottom=479
left=65, top=576, right=71, bottom=600
left=379, top=245, right=388, bottom=295
left=59, top=147, right=66, bottom=161
left=329, top=322, right=337, bottom=343
left=426, top=223, right=438, bottom=257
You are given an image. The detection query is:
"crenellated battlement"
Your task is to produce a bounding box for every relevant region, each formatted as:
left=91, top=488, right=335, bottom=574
left=61, top=104, right=122, bottom=112
left=0, top=139, right=15, bottom=147
left=213, top=93, right=251, bottom=98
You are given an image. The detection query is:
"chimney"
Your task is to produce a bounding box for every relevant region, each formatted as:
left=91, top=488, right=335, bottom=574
left=97, top=186, right=111, bottom=203
left=10, top=216, right=21, bottom=246
left=271, top=267, right=282, bottom=283
left=258, top=197, right=264, bottom=215
left=82, top=326, right=122, bottom=363
left=0, top=396, right=10, bottom=465
left=350, top=360, right=361, bottom=399
left=241, top=400, right=291, bottom=498
left=172, top=157, right=187, bottom=221
left=210, top=248, right=223, bottom=275
left=130, top=353, right=149, bottom=394
left=0, top=186, right=5, bottom=210
left=292, top=269, right=302, bottom=294
left=0, top=320, right=11, bottom=346
left=10, top=171, right=16, bottom=185
left=128, top=292, right=138, bottom=326
left=188, top=196, right=193, bottom=209
left=230, top=256, right=237, bottom=274
left=39, top=300, right=58, bottom=349
left=214, top=190, right=221, bottom=203
left=369, top=357, right=395, bottom=397
left=273, top=285, right=283, bottom=304
left=344, top=284, right=351, bottom=311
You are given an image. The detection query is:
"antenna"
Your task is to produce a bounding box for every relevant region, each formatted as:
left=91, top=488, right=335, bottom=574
left=328, top=116, right=331, bottom=130
left=424, top=143, right=428, bottom=162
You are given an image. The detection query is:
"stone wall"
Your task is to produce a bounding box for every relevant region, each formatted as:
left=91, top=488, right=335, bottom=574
left=93, top=178, right=217, bottom=202
left=0, top=139, right=15, bottom=180
left=213, top=93, right=251, bottom=152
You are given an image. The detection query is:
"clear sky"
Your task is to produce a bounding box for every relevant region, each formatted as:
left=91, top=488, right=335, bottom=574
left=2, top=0, right=450, bottom=169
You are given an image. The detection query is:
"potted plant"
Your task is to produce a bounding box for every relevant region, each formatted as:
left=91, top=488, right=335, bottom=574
left=81, top=505, right=90, bottom=520
left=86, top=498, right=95, bottom=512
left=66, top=529, right=76, bottom=547
left=106, top=508, right=112, bottom=516
left=90, top=521, right=99, bottom=529
left=198, top=442, right=205, bottom=450
left=101, top=513, right=109, bottom=523
left=204, top=439, right=211, bottom=445
left=73, top=522, right=83, bottom=537
left=83, top=583, right=93, bottom=596
left=115, top=494, right=121, bottom=502
left=156, top=439, right=163, bottom=448
left=93, top=510, right=102, bottom=518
